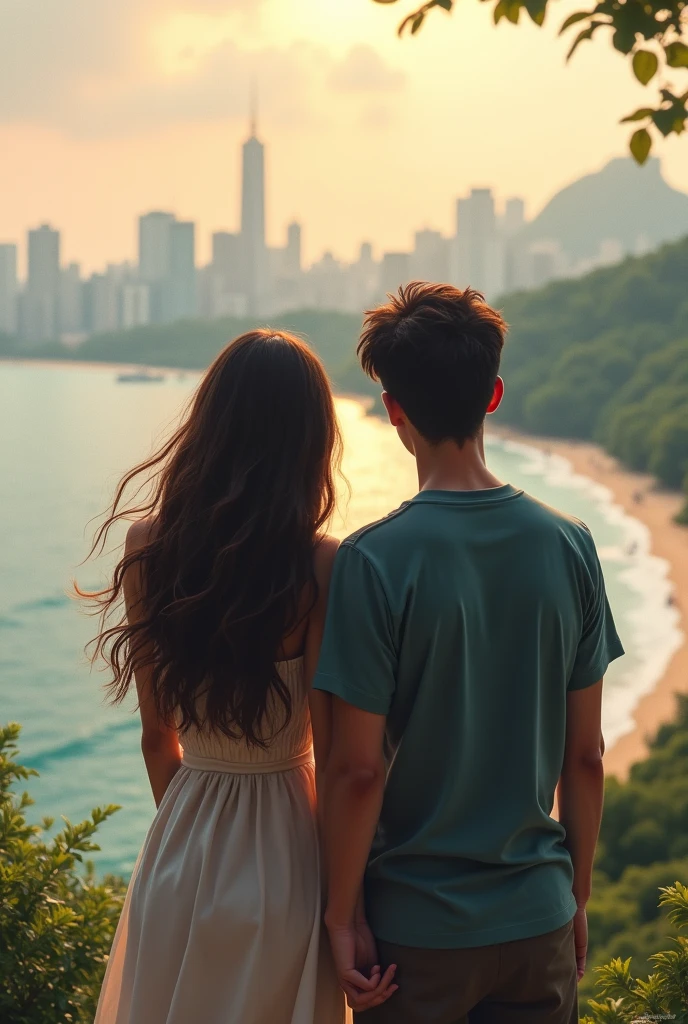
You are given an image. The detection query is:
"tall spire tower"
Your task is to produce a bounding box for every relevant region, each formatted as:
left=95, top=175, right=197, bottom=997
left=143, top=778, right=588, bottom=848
left=241, top=87, right=266, bottom=314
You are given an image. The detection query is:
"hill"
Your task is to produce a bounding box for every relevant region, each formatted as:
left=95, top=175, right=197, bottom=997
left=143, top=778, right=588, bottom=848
left=518, top=157, right=688, bottom=264
left=498, top=234, right=688, bottom=512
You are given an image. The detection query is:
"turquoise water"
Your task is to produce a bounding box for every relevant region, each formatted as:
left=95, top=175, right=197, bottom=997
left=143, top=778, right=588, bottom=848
left=0, top=362, right=680, bottom=876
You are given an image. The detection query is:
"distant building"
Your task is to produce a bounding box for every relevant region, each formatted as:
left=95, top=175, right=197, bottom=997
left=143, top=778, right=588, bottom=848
left=452, top=189, right=503, bottom=299
left=204, top=231, right=246, bottom=319
left=122, top=283, right=151, bottom=328
left=411, top=229, right=450, bottom=283
left=380, top=252, right=411, bottom=298
left=165, top=221, right=196, bottom=321
left=503, top=197, right=526, bottom=236
left=59, top=262, right=84, bottom=336
left=24, top=224, right=60, bottom=342
left=0, top=244, right=18, bottom=336
left=241, top=114, right=267, bottom=314
left=138, top=211, right=174, bottom=322
left=285, top=222, right=302, bottom=278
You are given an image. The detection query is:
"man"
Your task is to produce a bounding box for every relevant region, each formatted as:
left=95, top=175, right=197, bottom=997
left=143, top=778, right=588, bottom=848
left=315, top=282, right=624, bottom=1023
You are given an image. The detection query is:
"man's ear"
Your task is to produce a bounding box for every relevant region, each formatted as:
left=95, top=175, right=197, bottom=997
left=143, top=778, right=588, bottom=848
left=382, top=392, right=406, bottom=428
left=486, top=376, right=504, bottom=415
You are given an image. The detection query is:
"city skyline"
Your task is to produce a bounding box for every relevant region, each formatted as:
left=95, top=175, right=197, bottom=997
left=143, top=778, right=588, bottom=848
left=3, top=112, right=675, bottom=346
left=2, top=0, right=687, bottom=278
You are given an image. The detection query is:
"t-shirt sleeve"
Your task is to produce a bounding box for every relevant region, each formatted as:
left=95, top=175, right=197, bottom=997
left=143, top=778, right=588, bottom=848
left=568, top=528, right=625, bottom=691
left=313, top=542, right=397, bottom=715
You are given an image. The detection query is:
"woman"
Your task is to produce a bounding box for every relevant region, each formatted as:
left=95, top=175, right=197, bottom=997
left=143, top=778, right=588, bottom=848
left=85, top=331, right=394, bottom=1024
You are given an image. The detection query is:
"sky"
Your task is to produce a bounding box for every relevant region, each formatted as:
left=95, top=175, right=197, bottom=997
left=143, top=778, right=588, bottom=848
left=1, top=0, right=687, bottom=274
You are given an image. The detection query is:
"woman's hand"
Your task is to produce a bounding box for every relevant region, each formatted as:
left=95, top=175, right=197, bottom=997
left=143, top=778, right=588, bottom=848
left=326, top=921, right=398, bottom=1012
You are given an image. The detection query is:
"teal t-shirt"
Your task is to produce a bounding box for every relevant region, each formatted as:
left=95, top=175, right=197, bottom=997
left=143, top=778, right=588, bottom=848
left=314, top=484, right=624, bottom=949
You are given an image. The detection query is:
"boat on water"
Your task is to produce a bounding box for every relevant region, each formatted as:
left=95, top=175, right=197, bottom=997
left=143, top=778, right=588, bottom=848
left=116, top=368, right=166, bottom=384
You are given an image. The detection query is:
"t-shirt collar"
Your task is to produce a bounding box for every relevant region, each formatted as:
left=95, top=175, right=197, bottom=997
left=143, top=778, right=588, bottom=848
left=411, top=483, right=522, bottom=506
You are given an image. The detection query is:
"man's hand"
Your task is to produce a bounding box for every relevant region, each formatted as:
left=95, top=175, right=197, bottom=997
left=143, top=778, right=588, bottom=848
left=327, top=921, right=398, bottom=1012
left=573, top=905, right=588, bottom=980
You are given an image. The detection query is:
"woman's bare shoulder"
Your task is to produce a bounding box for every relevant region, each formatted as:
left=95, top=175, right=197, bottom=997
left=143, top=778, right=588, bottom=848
left=125, top=516, right=158, bottom=554
left=313, top=534, right=340, bottom=590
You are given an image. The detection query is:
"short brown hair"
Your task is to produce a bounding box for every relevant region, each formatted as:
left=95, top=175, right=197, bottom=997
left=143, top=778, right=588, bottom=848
left=358, top=281, right=507, bottom=445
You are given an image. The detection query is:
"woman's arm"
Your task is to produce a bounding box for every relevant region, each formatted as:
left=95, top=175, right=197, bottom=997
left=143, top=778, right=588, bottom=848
left=123, top=519, right=182, bottom=807
left=304, top=535, right=340, bottom=796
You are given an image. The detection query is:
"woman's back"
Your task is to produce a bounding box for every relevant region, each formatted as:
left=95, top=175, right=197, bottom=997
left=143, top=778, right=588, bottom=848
left=87, top=330, right=347, bottom=1024
left=95, top=654, right=346, bottom=1024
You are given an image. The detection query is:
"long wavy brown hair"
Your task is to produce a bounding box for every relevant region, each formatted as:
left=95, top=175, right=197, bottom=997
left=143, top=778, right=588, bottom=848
left=83, top=330, right=342, bottom=745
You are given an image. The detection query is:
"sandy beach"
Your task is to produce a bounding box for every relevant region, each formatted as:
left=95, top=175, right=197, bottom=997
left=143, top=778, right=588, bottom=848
left=490, top=426, right=688, bottom=779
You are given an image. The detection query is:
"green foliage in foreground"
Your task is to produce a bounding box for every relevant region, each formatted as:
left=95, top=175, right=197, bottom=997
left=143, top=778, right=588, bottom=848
left=373, top=0, right=688, bottom=163
left=0, top=724, right=125, bottom=1024
left=1, top=704, right=688, bottom=1021
left=579, top=694, right=688, bottom=1009
left=497, top=234, right=688, bottom=520
left=582, top=882, right=688, bottom=1023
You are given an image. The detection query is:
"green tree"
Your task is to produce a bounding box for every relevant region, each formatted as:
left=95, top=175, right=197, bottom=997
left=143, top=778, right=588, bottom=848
left=0, top=724, right=125, bottom=1024
left=582, top=882, right=688, bottom=1023
left=373, top=0, right=688, bottom=161
left=649, top=405, right=688, bottom=488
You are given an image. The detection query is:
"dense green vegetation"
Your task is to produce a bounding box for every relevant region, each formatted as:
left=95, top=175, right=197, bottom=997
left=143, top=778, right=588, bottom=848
left=2, top=700, right=687, bottom=1020
left=583, top=882, right=688, bottom=1023
left=0, top=724, right=125, bottom=1023
left=580, top=693, right=688, bottom=1008
left=499, top=234, right=688, bottom=519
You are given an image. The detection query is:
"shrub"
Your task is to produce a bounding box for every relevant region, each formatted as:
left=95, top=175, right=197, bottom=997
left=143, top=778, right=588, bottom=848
left=581, top=882, right=688, bottom=1023
left=0, top=723, right=125, bottom=1024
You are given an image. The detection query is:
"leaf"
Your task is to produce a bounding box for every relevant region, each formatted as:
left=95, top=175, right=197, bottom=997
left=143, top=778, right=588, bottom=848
left=493, top=0, right=508, bottom=22
left=505, top=0, right=522, bottom=23
left=566, top=24, right=595, bottom=60
left=612, top=26, right=636, bottom=55
left=665, top=41, right=688, bottom=68
left=433, top=0, right=454, bottom=10
left=559, top=10, right=592, bottom=33
left=524, top=0, right=547, bottom=27
left=621, top=107, right=654, bottom=122
left=632, top=49, right=658, bottom=85
left=652, top=107, right=686, bottom=137
left=630, top=127, right=652, bottom=164
left=398, top=9, right=424, bottom=34
left=372, top=0, right=402, bottom=4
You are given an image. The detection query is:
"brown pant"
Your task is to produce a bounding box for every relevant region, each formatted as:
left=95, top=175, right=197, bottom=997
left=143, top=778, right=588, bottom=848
left=355, top=920, right=578, bottom=1024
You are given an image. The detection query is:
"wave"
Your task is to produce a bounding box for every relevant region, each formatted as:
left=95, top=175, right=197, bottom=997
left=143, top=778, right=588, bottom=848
left=15, top=592, right=72, bottom=613
left=27, top=717, right=139, bottom=771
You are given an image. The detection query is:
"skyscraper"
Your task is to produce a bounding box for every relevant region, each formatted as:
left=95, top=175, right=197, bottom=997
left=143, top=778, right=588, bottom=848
left=0, top=244, right=18, bottom=336
left=24, top=224, right=60, bottom=341
left=285, top=222, right=302, bottom=278
left=138, top=212, right=174, bottom=282
left=452, top=189, right=503, bottom=298
left=166, top=221, right=196, bottom=321
left=240, top=111, right=267, bottom=314
left=138, top=211, right=174, bottom=322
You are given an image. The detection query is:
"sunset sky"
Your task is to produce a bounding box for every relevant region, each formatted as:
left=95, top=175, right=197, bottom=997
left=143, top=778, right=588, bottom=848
left=2, top=0, right=687, bottom=274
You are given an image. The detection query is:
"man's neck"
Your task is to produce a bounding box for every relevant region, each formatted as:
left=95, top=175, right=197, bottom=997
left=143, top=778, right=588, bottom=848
left=415, top=433, right=504, bottom=493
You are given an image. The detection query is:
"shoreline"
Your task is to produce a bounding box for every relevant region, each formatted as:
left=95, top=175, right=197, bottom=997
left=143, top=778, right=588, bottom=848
left=490, top=425, right=688, bottom=779
left=5, top=359, right=686, bottom=778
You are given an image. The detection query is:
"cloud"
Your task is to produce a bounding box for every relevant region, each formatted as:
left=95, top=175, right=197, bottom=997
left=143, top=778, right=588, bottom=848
left=328, top=45, right=406, bottom=94
left=0, top=1, right=402, bottom=139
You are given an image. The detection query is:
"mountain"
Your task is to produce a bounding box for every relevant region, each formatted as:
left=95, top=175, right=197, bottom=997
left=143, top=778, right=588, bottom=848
left=518, top=157, right=688, bottom=263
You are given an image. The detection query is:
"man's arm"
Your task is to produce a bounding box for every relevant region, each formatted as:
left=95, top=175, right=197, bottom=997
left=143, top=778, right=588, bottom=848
left=557, top=679, right=605, bottom=979
left=323, top=698, right=397, bottom=1007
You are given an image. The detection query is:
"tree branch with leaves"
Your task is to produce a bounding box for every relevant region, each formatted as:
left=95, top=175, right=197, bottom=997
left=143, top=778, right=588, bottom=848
left=373, top=0, right=688, bottom=163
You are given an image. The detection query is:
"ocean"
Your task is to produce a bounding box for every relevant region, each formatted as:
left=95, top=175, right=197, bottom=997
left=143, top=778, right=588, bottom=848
left=0, top=361, right=681, bottom=876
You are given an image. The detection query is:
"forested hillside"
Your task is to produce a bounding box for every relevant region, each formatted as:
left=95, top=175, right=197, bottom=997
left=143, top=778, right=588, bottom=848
left=498, top=235, right=688, bottom=516
left=579, top=694, right=688, bottom=1004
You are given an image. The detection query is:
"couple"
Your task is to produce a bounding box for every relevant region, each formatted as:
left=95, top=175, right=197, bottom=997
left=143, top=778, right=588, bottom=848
left=92, top=282, right=623, bottom=1024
